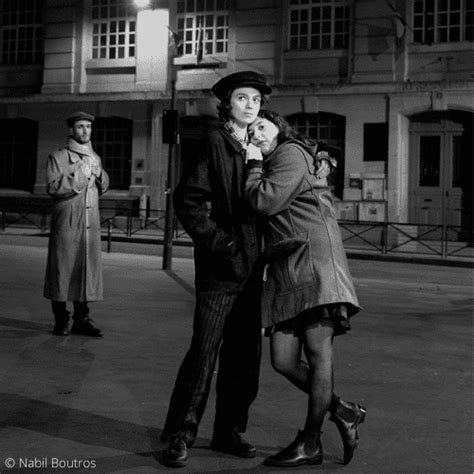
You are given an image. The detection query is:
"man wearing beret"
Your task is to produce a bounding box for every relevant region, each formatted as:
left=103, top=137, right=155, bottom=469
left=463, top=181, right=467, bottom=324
left=161, top=71, right=272, bottom=467
left=44, top=111, right=109, bottom=337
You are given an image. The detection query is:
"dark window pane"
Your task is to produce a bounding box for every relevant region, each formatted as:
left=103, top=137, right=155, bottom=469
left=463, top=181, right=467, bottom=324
left=91, top=117, right=133, bottom=190
left=452, top=135, right=461, bottom=188
left=419, top=136, right=441, bottom=187
left=0, top=119, right=38, bottom=191
left=363, top=123, right=388, bottom=162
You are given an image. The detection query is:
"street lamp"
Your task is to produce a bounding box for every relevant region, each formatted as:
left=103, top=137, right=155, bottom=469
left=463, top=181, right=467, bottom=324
left=162, top=81, right=178, bottom=270
left=134, top=0, right=150, bottom=8
left=134, top=0, right=178, bottom=270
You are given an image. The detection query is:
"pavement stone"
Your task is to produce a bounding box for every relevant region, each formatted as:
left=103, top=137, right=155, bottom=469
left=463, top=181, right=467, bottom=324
left=0, top=237, right=472, bottom=473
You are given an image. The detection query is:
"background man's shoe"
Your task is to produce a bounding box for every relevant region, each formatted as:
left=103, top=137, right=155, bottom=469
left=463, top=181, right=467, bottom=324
left=70, top=318, right=103, bottom=337
left=211, top=430, right=256, bottom=458
left=163, top=437, right=188, bottom=468
left=52, top=323, right=69, bottom=336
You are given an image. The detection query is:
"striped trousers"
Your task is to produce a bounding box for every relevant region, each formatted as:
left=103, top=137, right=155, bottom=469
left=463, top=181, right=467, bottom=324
left=161, top=279, right=262, bottom=447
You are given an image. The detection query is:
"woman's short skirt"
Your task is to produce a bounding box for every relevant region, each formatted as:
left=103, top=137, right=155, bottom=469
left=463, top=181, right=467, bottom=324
left=264, top=303, right=351, bottom=337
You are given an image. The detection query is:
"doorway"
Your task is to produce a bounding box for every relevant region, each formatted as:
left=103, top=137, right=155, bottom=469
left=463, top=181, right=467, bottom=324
left=410, top=120, right=463, bottom=226
left=409, top=112, right=472, bottom=240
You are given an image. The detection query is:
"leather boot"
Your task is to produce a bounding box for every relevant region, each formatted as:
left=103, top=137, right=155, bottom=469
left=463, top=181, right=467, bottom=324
left=163, top=436, right=188, bottom=468
left=329, top=398, right=366, bottom=464
left=71, top=302, right=103, bottom=337
left=264, top=430, right=323, bottom=467
left=52, top=301, right=69, bottom=336
left=70, top=317, right=103, bottom=337
left=211, top=429, right=256, bottom=458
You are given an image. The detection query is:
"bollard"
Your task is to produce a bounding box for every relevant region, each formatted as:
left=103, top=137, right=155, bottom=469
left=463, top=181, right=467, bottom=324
left=107, top=219, right=112, bottom=253
left=441, top=223, right=448, bottom=258
left=127, top=208, right=132, bottom=237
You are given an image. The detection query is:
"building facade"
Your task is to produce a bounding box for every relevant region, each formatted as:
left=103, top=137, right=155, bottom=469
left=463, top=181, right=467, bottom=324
left=0, top=0, right=472, bottom=234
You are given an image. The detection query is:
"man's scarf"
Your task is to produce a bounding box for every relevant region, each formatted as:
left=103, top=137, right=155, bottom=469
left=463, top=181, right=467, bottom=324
left=66, top=137, right=100, bottom=178
left=223, top=121, right=248, bottom=150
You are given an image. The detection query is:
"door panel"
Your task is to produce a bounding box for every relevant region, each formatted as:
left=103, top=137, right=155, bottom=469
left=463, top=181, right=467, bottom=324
left=410, top=120, right=464, bottom=234
left=446, top=135, right=462, bottom=227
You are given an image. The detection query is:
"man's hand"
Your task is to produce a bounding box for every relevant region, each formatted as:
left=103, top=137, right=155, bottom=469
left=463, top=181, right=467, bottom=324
left=246, top=143, right=263, bottom=163
left=90, top=160, right=101, bottom=177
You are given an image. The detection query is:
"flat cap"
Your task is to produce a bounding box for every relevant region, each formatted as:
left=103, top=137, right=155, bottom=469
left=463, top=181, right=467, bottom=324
left=66, top=111, right=95, bottom=127
left=211, top=71, right=272, bottom=100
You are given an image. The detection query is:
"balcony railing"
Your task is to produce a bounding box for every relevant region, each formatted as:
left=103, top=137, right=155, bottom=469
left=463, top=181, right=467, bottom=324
left=1, top=203, right=473, bottom=261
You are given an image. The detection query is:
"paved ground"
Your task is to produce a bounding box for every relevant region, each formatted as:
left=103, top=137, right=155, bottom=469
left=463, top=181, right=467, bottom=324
left=0, top=236, right=472, bottom=473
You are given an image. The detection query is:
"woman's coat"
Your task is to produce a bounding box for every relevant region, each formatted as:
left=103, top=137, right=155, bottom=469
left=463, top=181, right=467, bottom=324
left=44, top=143, right=109, bottom=302
left=245, top=140, right=360, bottom=328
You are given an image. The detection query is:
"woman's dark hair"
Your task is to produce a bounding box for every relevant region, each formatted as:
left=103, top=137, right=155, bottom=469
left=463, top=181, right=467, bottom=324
left=216, top=89, right=269, bottom=122
left=256, top=110, right=313, bottom=146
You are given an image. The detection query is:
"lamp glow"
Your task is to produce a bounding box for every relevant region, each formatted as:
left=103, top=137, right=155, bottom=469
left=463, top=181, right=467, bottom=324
left=134, top=0, right=150, bottom=8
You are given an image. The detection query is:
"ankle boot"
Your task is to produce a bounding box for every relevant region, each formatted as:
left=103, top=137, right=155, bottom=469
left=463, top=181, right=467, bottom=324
left=329, top=398, right=366, bottom=465
left=264, top=430, right=323, bottom=467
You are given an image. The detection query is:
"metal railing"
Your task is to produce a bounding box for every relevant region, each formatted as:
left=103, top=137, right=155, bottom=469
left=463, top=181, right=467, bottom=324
left=338, top=220, right=473, bottom=259
left=1, top=204, right=473, bottom=260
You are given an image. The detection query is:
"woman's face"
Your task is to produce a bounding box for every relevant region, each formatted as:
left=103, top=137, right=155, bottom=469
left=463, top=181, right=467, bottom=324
left=229, top=87, right=262, bottom=127
left=249, top=117, right=279, bottom=155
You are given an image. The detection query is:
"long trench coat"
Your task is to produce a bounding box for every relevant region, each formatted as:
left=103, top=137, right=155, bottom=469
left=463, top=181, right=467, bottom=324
left=43, top=144, right=109, bottom=302
left=245, top=139, right=360, bottom=328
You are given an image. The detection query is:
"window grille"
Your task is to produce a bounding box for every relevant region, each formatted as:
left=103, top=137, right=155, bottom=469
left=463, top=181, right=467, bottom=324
left=0, top=0, right=43, bottom=65
left=176, top=0, right=229, bottom=58
left=92, top=0, right=136, bottom=59
left=92, top=117, right=133, bottom=190
left=0, top=119, right=38, bottom=191
left=290, top=112, right=345, bottom=143
left=289, top=0, right=350, bottom=50
left=413, top=0, right=473, bottom=44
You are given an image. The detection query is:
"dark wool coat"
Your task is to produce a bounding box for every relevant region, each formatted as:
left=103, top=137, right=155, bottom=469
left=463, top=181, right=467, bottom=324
left=44, top=145, right=109, bottom=302
left=245, top=140, right=360, bottom=328
left=173, top=125, right=261, bottom=292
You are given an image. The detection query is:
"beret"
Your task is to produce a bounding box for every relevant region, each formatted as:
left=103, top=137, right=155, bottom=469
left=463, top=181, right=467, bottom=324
left=211, top=71, right=272, bottom=100
left=66, top=111, right=95, bottom=127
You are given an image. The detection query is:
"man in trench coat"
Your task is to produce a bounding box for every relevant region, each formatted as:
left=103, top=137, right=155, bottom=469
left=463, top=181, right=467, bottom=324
left=44, top=111, right=109, bottom=337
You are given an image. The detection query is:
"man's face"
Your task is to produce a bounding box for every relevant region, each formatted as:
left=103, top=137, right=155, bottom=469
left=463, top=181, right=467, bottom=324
left=229, top=87, right=262, bottom=127
left=70, top=120, right=92, bottom=144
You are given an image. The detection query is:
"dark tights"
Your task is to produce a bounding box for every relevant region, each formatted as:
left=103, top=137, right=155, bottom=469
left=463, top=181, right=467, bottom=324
left=270, top=320, right=335, bottom=435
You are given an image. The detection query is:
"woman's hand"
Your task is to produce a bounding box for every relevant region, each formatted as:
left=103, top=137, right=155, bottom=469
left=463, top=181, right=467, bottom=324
left=246, top=143, right=263, bottom=163
left=315, top=158, right=331, bottom=179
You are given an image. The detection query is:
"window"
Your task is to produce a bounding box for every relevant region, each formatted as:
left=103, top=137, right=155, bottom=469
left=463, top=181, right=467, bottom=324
left=92, top=0, right=136, bottom=59
left=176, top=0, right=229, bottom=59
left=287, top=112, right=346, bottom=199
left=0, top=0, right=43, bottom=65
left=0, top=119, right=38, bottom=191
left=419, top=136, right=441, bottom=186
left=363, top=123, right=388, bottom=162
left=289, top=0, right=350, bottom=50
left=92, top=117, right=133, bottom=190
left=413, top=0, right=473, bottom=44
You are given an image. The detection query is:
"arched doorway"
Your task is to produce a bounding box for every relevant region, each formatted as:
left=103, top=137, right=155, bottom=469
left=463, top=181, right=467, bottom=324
left=0, top=118, right=38, bottom=192
left=409, top=110, right=472, bottom=239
